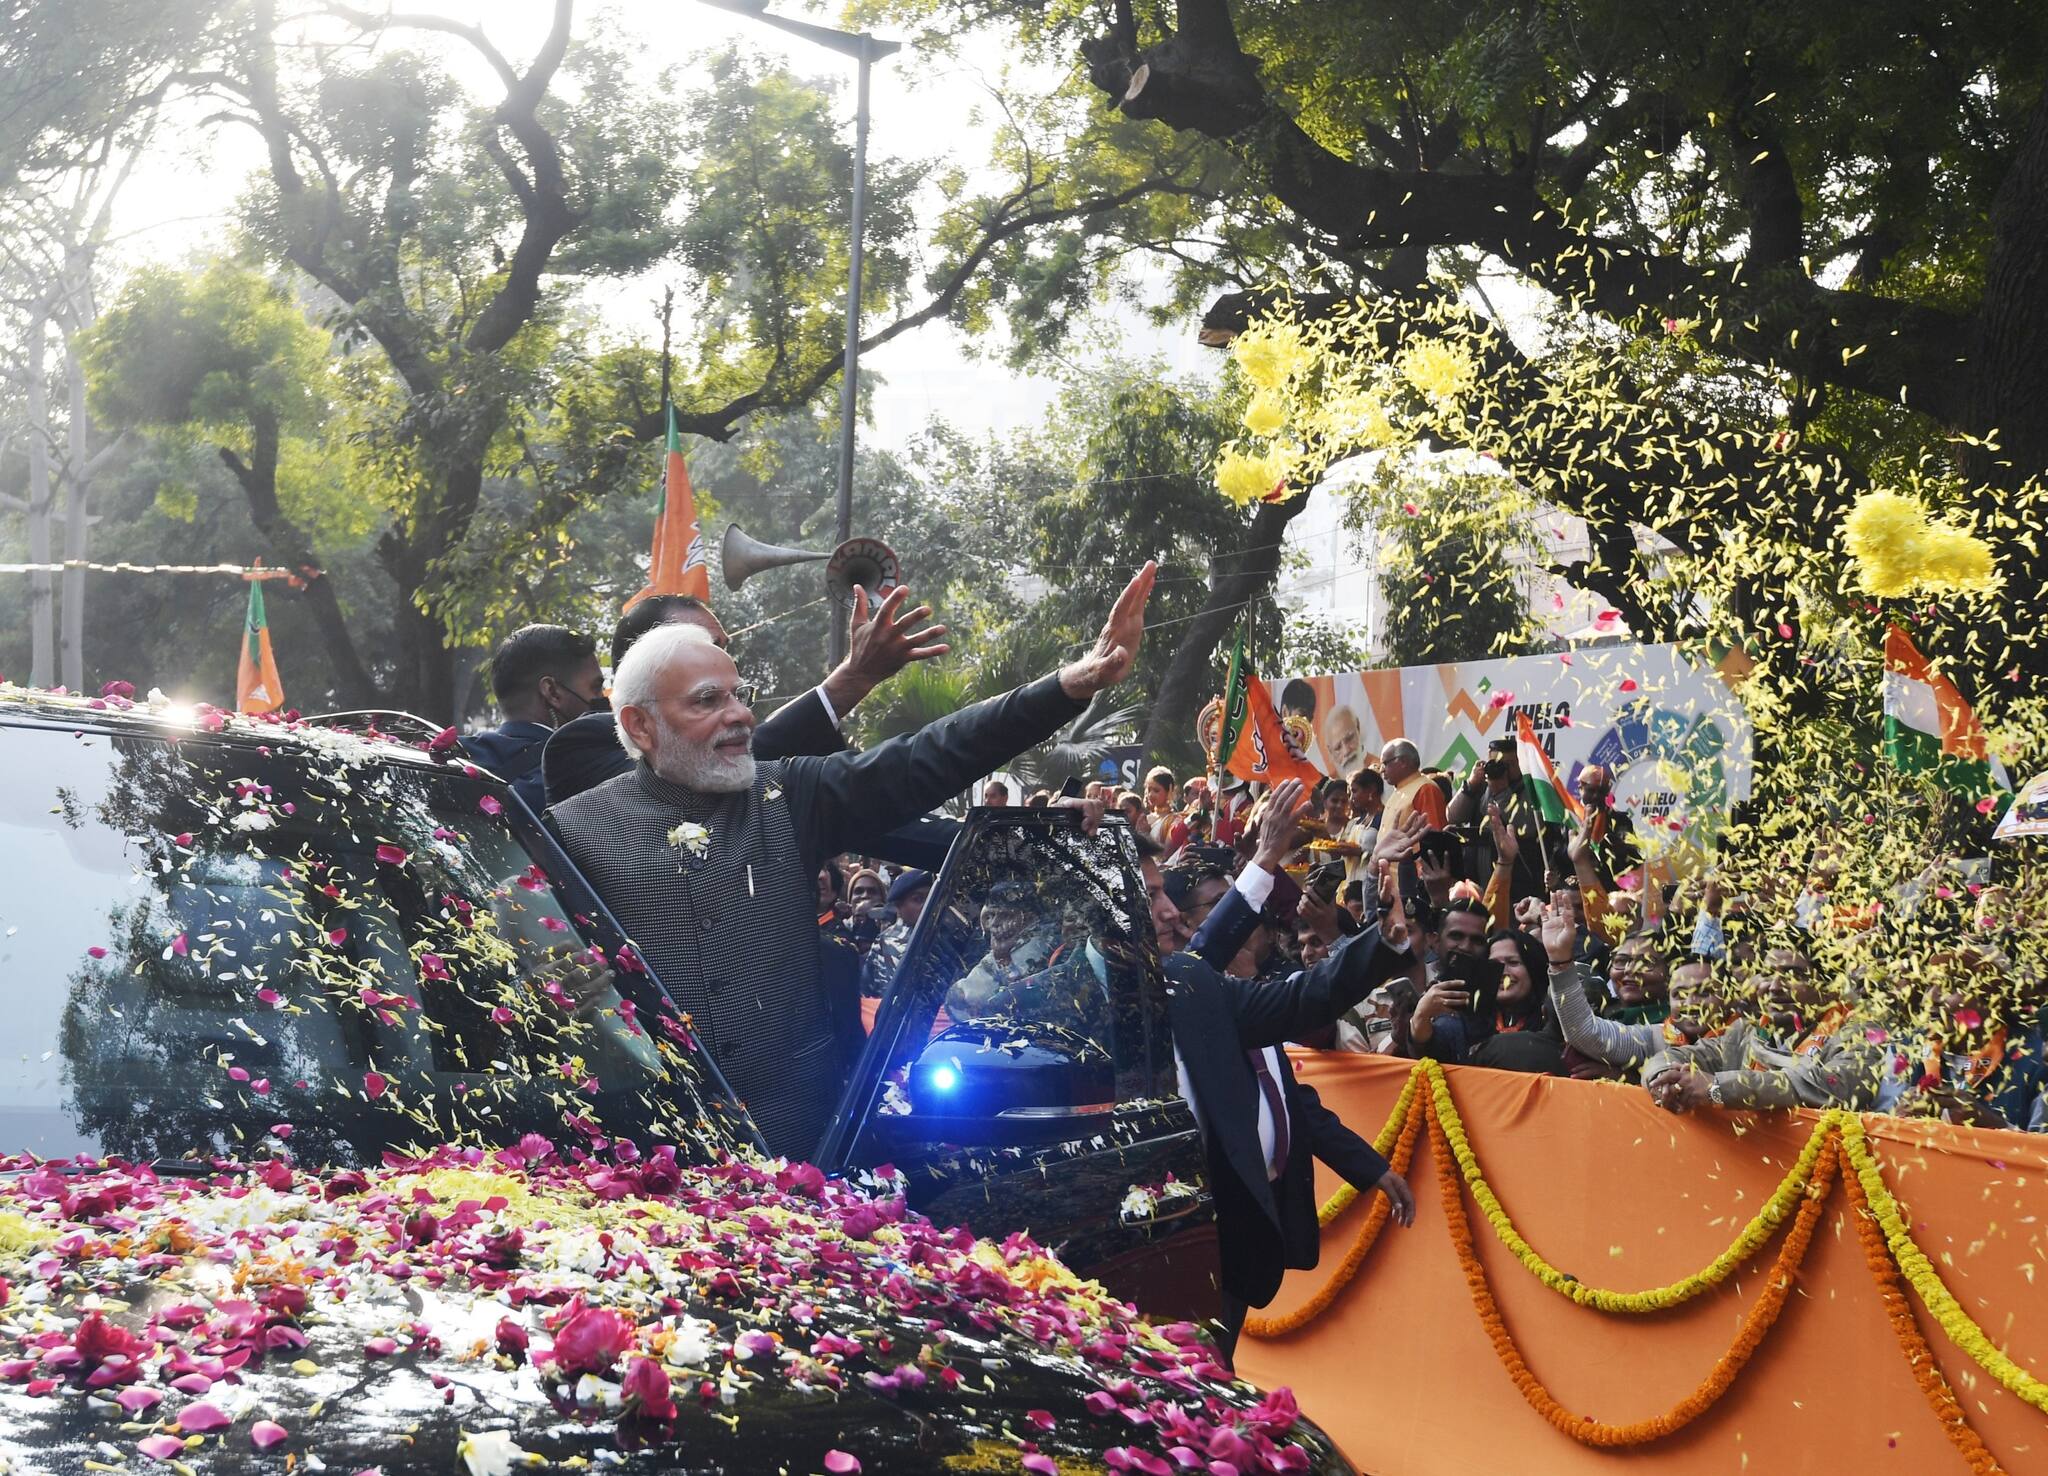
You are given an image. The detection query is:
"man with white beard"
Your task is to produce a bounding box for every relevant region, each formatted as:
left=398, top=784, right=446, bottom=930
left=551, top=563, right=1157, bottom=1157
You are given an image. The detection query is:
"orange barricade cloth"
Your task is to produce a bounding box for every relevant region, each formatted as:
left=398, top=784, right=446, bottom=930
left=1232, top=1052, right=2048, bottom=1476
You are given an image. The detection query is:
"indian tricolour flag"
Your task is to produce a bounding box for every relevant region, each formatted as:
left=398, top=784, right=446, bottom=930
left=1516, top=711, right=1585, bottom=826
left=1883, top=624, right=2010, bottom=794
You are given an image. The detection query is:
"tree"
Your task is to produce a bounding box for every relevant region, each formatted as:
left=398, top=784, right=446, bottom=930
left=79, top=261, right=381, bottom=706
left=885, top=0, right=2048, bottom=708
left=0, top=119, right=148, bottom=688
left=1369, top=460, right=1541, bottom=668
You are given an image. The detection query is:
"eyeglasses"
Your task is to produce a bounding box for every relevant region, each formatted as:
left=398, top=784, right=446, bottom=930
left=676, top=681, right=758, bottom=717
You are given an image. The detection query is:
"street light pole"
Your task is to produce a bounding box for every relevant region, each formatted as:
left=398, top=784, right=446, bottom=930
left=696, top=1, right=900, bottom=668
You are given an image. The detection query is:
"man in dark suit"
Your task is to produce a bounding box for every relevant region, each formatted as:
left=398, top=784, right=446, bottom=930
left=461, top=625, right=607, bottom=815
left=1140, top=777, right=1424, bottom=1362
left=542, top=584, right=948, bottom=808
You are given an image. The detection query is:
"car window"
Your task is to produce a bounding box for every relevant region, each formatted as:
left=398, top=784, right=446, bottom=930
left=843, top=815, right=1176, bottom=1159
left=0, top=721, right=747, bottom=1168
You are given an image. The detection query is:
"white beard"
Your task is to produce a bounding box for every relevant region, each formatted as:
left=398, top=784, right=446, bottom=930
left=647, top=710, right=757, bottom=792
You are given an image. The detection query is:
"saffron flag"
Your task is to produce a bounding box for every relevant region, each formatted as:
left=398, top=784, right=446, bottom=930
left=1515, top=711, right=1585, bottom=827
left=1226, top=659, right=1323, bottom=792
left=1883, top=624, right=2009, bottom=793
left=235, top=575, right=284, bottom=714
left=623, top=403, right=711, bottom=613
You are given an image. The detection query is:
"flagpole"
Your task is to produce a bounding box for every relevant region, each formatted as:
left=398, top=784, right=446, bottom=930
left=695, top=1, right=900, bottom=669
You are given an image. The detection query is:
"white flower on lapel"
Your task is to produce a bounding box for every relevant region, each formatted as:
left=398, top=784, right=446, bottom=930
left=666, top=821, right=712, bottom=865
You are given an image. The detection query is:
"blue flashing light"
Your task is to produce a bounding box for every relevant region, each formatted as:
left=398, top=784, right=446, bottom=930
left=929, top=1064, right=959, bottom=1092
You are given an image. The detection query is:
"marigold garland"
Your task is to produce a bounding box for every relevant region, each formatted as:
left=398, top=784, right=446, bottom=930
left=1840, top=1116, right=2048, bottom=1415
left=1428, top=1060, right=1832, bottom=1312
left=1310, top=1061, right=1425, bottom=1228
left=1425, top=1085, right=1837, bottom=1446
left=1242, top=1080, right=1424, bottom=1339
left=1842, top=1140, right=2007, bottom=1475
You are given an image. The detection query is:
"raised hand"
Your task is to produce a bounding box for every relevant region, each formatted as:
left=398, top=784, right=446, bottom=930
left=825, top=583, right=951, bottom=713
left=1372, top=809, right=1429, bottom=863
left=1539, top=888, right=1577, bottom=964
left=1377, top=862, right=1411, bottom=952
left=1251, top=776, right=1311, bottom=870
left=1059, top=562, right=1156, bottom=699
left=1486, top=800, right=1519, bottom=866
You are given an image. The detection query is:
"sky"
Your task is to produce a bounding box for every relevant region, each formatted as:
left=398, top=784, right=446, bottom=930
left=104, top=0, right=1217, bottom=455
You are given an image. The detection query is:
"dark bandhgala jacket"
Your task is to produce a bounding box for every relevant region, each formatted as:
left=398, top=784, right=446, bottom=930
left=1167, top=885, right=1407, bottom=1307
left=551, top=674, right=1085, bottom=1159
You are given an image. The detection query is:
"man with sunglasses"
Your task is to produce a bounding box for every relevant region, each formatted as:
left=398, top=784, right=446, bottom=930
left=550, top=564, right=1158, bottom=1158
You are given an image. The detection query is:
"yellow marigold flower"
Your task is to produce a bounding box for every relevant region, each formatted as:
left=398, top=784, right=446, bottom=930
left=1242, top=388, right=1289, bottom=438
left=1232, top=322, right=1306, bottom=390
left=1215, top=446, right=1284, bottom=506
left=1919, top=525, right=1998, bottom=592
left=0, top=1211, right=51, bottom=1261
left=1397, top=340, right=1477, bottom=406
left=1842, top=490, right=1926, bottom=570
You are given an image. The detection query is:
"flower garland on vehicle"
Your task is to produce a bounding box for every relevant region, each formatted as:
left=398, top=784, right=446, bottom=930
left=0, top=1147, right=1327, bottom=1473
left=1841, top=1136, right=2007, bottom=1475
left=1427, top=1060, right=1834, bottom=1313
left=1840, top=1114, right=2048, bottom=1414
left=1428, top=1088, right=1838, bottom=1447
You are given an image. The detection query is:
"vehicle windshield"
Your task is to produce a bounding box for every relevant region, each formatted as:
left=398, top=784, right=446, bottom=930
left=0, top=718, right=750, bottom=1168
left=834, top=813, right=1179, bottom=1164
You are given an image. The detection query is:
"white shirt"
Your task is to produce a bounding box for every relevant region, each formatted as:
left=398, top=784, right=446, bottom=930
left=1172, top=864, right=1287, bottom=1180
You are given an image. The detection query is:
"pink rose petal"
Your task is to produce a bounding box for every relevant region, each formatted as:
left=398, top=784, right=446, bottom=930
left=138, top=1435, right=186, bottom=1461
left=251, top=1420, right=289, bottom=1449
left=824, top=1454, right=861, bottom=1474
left=178, top=1400, right=231, bottom=1432
left=479, top=795, right=503, bottom=816
left=364, top=1072, right=388, bottom=1100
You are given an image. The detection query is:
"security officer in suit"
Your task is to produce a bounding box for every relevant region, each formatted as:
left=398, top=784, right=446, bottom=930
left=1139, top=777, right=1425, bottom=1362
left=462, top=625, right=606, bottom=815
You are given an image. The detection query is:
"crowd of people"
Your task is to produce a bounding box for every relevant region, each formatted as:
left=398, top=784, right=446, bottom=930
left=1090, top=745, right=2048, bottom=1133
left=455, top=568, right=2044, bottom=1365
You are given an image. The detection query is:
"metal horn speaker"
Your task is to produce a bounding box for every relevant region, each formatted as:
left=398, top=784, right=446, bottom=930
left=824, top=536, right=902, bottom=600
left=720, top=524, right=830, bottom=591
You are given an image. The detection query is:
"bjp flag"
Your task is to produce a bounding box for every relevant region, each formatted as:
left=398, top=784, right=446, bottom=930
left=236, top=574, right=284, bottom=714
left=1225, top=658, right=1323, bottom=791
left=624, top=402, right=711, bottom=613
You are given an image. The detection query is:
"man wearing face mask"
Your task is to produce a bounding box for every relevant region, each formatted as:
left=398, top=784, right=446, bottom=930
left=463, top=625, right=610, bottom=816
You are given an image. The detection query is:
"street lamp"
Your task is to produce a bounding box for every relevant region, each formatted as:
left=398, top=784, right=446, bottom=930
left=697, top=0, right=902, bottom=668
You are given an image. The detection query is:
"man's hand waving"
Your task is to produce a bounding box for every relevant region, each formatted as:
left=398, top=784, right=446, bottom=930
left=1251, top=777, right=1311, bottom=871
left=1060, top=562, right=1156, bottom=699
left=821, top=584, right=950, bottom=716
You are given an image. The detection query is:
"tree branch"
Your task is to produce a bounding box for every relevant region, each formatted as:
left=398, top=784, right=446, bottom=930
left=1078, top=6, right=1972, bottom=426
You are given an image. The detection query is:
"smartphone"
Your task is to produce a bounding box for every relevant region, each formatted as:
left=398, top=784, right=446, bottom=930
left=1305, top=859, right=1347, bottom=905
left=1438, top=951, right=1503, bottom=1018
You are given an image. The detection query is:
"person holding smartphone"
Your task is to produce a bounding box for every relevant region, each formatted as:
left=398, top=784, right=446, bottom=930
left=1408, top=898, right=1560, bottom=1069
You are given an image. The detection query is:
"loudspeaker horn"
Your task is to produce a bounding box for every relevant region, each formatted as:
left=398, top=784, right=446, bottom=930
left=721, top=524, right=830, bottom=591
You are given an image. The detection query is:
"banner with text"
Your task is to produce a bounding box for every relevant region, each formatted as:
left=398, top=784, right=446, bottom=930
left=1269, top=644, right=1752, bottom=858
